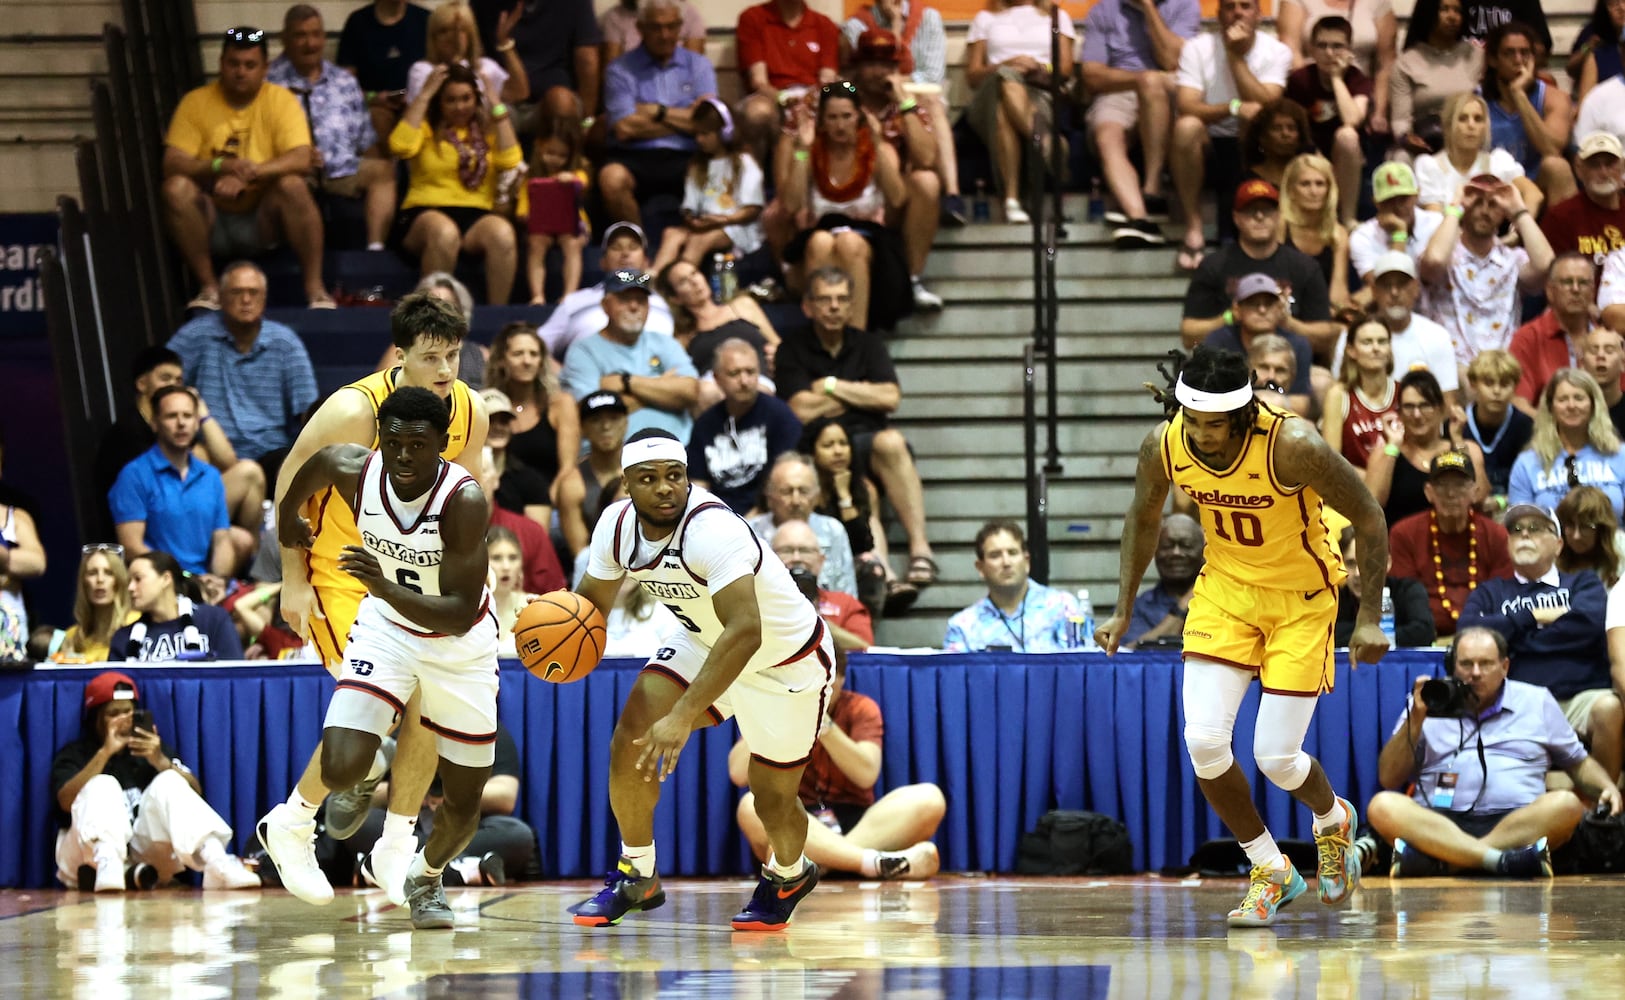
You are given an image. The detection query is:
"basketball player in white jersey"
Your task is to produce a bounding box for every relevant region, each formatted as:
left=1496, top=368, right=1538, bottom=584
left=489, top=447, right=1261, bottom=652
left=263, top=387, right=500, bottom=930
left=570, top=429, right=836, bottom=931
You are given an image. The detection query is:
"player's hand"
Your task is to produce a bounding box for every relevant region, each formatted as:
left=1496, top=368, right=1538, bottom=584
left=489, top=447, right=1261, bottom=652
left=1347, top=622, right=1389, bottom=666
left=279, top=513, right=315, bottom=550
left=633, top=712, right=692, bottom=783
left=1094, top=614, right=1131, bottom=656
left=280, top=578, right=313, bottom=638
left=338, top=545, right=387, bottom=593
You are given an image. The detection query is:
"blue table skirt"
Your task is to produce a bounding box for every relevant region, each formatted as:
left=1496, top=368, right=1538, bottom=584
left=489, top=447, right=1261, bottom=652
left=0, top=650, right=1444, bottom=888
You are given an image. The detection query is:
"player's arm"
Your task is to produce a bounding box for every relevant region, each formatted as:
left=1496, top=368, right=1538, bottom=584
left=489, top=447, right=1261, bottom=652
left=674, top=576, right=763, bottom=720
left=1274, top=419, right=1391, bottom=664
left=1097, top=425, right=1172, bottom=654
left=277, top=444, right=371, bottom=548
left=274, top=392, right=382, bottom=590
left=575, top=572, right=622, bottom=622
left=343, top=483, right=490, bottom=633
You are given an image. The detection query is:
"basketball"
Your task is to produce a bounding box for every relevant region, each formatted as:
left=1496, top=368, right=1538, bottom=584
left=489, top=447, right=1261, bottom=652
left=514, top=591, right=607, bottom=683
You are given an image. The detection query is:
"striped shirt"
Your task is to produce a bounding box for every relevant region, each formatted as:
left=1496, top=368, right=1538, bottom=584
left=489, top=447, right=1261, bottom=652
left=168, top=314, right=318, bottom=460
left=841, top=3, right=948, bottom=85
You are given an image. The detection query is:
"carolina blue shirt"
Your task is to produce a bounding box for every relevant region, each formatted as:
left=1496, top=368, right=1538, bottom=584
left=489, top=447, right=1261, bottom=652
left=603, top=45, right=717, bottom=153
left=944, top=579, right=1083, bottom=653
left=1397, top=678, right=1586, bottom=815
left=267, top=55, right=377, bottom=180
left=107, top=447, right=229, bottom=576
left=560, top=329, right=699, bottom=442
left=1485, top=79, right=1549, bottom=180
left=168, top=315, right=319, bottom=460
left=1080, top=0, right=1201, bottom=73
left=1506, top=444, right=1625, bottom=519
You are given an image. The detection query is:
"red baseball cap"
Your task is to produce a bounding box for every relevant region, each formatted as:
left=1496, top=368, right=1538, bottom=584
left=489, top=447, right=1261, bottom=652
left=83, top=671, right=139, bottom=717
left=855, top=28, right=900, bottom=64
left=1234, top=179, right=1280, bottom=211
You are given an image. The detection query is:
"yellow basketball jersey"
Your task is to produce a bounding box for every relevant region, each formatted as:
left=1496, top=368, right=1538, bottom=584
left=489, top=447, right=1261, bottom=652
left=1161, top=402, right=1346, bottom=593
left=304, top=369, right=476, bottom=589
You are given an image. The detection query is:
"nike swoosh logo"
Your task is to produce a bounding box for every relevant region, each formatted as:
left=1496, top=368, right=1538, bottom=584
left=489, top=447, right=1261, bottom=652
left=1304, top=590, right=1321, bottom=601
left=777, top=885, right=800, bottom=899
left=1174, top=464, right=1192, bottom=472
left=363, top=509, right=384, bottom=516
left=787, top=681, right=817, bottom=693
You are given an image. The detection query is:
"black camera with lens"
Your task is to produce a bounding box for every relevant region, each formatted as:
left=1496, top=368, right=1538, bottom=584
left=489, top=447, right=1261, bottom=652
left=1420, top=676, right=1478, bottom=719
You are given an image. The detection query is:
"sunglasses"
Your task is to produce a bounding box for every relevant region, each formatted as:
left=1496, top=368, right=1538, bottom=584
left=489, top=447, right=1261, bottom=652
left=223, top=26, right=266, bottom=46
left=818, top=80, right=859, bottom=106
left=82, top=543, right=126, bottom=559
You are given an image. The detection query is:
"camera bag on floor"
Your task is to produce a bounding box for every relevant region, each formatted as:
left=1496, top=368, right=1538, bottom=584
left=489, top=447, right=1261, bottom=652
left=1015, top=810, right=1135, bottom=875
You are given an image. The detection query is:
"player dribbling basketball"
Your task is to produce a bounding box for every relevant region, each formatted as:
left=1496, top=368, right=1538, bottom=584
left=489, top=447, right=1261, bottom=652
left=569, top=429, right=836, bottom=931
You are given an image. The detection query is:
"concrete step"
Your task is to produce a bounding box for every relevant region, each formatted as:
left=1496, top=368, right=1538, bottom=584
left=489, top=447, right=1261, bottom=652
left=934, top=275, right=1192, bottom=303
left=920, top=243, right=1183, bottom=281
left=894, top=356, right=1179, bottom=396
left=903, top=419, right=1148, bottom=458
left=891, top=331, right=1187, bottom=362
left=899, top=389, right=1168, bottom=421
left=892, top=301, right=1183, bottom=338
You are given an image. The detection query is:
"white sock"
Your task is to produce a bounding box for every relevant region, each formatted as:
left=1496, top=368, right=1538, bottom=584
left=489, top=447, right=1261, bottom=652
left=197, top=838, right=226, bottom=867
left=366, top=241, right=385, bottom=251
left=381, top=812, right=416, bottom=844
left=1314, top=799, right=1348, bottom=834
left=910, top=275, right=923, bottom=286
left=767, top=852, right=805, bottom=880
left=1240, top=831, right=1286, bottom=871
left=859, top=849, right=881, bottom=878
left=621, top=842, right=656, bottom=878
left=407, top=849, right=443, bottom=880
left=285, top=791, right=321, bottom=823
left=1481, top=847, right=1503, bottom=871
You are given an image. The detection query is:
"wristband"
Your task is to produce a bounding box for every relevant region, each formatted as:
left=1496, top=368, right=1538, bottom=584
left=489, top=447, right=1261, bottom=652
left=581, top=116, right=596, bottom=130
left=1512, top=208, right=1531, bottom=222
left=491, top=102, right=509, bottom=119
left=620, top=372, right=633, bottom=396
left=495, top=39, right=516, bottom=53
left=211, top=157, right=224, bottom=174
left=199, top=415, right=213, bottom=426
left=1222, top=309, right=1234, bottom=327
left=793, top=149, right=810, bottom=162
left=1390, top=229, right=1407, bottom=245
left=365, top=90, right=377, bottom=103
left=823, top=375, right=838, bottom=396
left=1383, top=444, right=1401, bottom=457
left=654, top=104, right=667, bottom=122
left=1228, top=98, right=1242, bottom=117
left=898, top=97, right=918, bottom=113
left=1444, top=205, right=1464, bottom=219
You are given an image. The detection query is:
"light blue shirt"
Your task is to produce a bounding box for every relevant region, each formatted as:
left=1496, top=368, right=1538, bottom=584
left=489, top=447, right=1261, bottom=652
left=1507, top=444, right=1625, bottom=519
left=168, top=314, right=318, bottom=460
left=603, top=45, right=717, bottom=153
left=560, top=328, right=698, bottom=443
left=1080, top=0, right=1202, bottom=73
left=944, top=579, right=1082, bottom=653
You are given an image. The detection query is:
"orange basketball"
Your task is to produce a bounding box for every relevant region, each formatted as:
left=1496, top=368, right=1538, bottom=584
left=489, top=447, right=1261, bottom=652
left=514, top=591, right=607, bottom=683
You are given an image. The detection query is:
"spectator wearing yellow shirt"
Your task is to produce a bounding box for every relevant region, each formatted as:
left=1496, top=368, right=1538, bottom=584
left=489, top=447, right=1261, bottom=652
left=390, top=62, right=524, bottom=305
left=161, top=26, right=332, bottom=310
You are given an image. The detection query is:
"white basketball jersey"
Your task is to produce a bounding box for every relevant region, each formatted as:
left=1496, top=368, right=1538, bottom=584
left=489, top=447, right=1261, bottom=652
left=587, top=485, right=824, bottom=661
left=353, top=451, right=490, bottom=635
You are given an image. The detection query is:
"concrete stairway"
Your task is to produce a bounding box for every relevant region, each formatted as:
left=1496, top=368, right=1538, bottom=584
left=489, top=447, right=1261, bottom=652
left=873, top=202, right=1184, bottom=648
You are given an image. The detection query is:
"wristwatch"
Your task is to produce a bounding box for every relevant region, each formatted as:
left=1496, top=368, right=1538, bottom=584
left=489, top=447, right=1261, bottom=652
left=620, top=372, right=633, bottom=396
left=654, top=104, right=668, bottom=123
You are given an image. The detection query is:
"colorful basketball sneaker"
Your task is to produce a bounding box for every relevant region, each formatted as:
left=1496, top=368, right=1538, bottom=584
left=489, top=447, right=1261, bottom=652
left=570, top=857, right=666, bottom=927
left=731, top=861, right=821, bottom=931
left=1226, top=862, right=1307, bottom=927
left=1314, top=796, right=1361, bottom=904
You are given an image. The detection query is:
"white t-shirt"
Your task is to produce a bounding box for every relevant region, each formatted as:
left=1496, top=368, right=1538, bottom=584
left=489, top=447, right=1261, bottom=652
left=966, top=5, right=1076, bottom=66
left=586, top=485, right=821, bottom=660
left=1176, top=30, right=1292, bottom=139
left=1333, top=312, right=1460, bottom=392
left=1607, top=575, right=1625, bottom=629
left=682, top=153, right=766, bottom=255
left=537, top=283, right=676, bottom=361
left=405, top=57, right=509, bottom=104
left=1425, top=241, right=1529, bottom=366
left=1349, top=208, right=1445, bottom=280
left=1413, top=149, right=1524, bottom=208
left=1597, top=247, right=1625, bottom=310
left=1577, top=76, right=1625, bottom=152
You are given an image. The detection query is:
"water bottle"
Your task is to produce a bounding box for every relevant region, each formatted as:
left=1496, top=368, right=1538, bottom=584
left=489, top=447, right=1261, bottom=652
left=1087, top=179, right=1105, bottom=222
left=709, top=251, right=726, bottom=303
left=261, top=499, right=276, bottom=533
left=972, top=178, right=991, bottom=223
left=1075, top=589, right=1099, bottom=651
left=720, top=253, right=738, bottom=302
left=1379, top=585, right=1396, bottom=644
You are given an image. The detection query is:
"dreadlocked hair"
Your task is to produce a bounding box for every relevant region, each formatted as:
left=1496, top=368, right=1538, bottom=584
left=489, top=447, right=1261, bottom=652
left=1145, top=345, right=1258, bottom=437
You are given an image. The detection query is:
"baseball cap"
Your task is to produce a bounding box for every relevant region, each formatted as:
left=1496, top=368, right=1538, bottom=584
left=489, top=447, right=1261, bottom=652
left=1371, top=250, right=1417, bottom=280
left=83, top=671, right=138, bottom=718
left=1233, top=179, right=1279, bottom=211
left=1504, top=504, right=1560, bottom=533
left=855, top=28, right=900, bottom=64
left=1372, top=161, right=1419, bottom=203
left=603, top=269, right=653, bottom=295
left=579, top=390, right=629, bottom=419
left=1428, top=450, right=1473, bottom=480
left=1234, top=273, right=1282, bottom=301
left=478, top=387, right=515, bottom=418
left=1579, top=131, right=1625, bottom=160
left=602, top=221, right=647, bottom=249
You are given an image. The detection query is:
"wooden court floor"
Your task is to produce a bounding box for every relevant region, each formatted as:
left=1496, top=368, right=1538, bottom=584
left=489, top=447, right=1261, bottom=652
left=4, top=874, right=1623, bottom=999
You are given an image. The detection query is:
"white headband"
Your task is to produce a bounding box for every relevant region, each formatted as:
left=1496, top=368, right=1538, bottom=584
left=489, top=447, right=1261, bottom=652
left=1174, top=374, right=1254, bottom=413
left=621, top=437, right=688, bottom=474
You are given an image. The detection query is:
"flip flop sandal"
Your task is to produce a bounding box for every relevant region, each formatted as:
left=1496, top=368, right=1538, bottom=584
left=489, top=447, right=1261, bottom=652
left=906, top=556, right=939, bottom=587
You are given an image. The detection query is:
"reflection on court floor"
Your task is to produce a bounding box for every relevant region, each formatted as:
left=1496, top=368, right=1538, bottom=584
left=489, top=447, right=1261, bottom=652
left=3, top=876, right=1623, bottom=999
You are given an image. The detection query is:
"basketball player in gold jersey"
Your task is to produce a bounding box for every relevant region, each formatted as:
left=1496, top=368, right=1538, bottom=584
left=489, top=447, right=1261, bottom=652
left=1097, top=346, right=1390, bottom=927
left=256, top=292, right=487, bottom=907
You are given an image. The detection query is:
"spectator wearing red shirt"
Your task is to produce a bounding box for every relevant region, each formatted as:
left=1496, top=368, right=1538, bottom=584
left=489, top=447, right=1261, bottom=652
left=728, top=653, right=945, bottom=879
left=735, top=0, right=841, bottom=161
left=1509, top=253, right=1607, bottom=416
left=477, top=447, right=565, bottom=596
left=1540, top=131, right=1625, bottom=271
left=772, top=518, right=872, bottom=650
left=1388, top=450, right=1513, bottom=637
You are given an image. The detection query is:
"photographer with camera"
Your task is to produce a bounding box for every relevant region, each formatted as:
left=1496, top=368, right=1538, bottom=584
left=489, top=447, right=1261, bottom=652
left=1368, top=626, right=1621, bottom=877
left=1459, top=504, right=1623, bottom=783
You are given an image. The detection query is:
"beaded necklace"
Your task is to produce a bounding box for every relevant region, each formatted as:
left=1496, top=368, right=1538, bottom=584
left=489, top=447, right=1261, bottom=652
left=1429, top=512, right=1478, bottom=619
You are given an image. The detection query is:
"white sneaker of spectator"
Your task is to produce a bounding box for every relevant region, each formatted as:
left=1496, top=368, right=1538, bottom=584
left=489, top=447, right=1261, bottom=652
left=93, top=845, right=124, bottom=893
left=910, top=277, right=943, bottom=311
left=202, top=854, right=262, bottom=890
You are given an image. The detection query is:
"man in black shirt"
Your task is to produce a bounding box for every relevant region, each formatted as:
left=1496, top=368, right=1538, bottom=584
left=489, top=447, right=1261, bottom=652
left=776, top=266, right=939, bottom=587
left=50, top=671, right=260, bottom=891
left=337, top=0, right=431, bottom=139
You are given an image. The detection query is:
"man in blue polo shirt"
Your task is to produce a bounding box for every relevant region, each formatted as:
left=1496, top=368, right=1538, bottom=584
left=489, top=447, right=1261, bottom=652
left=598, top=0, right=717, bottom=224
left=108, top=386, right=242, bottom=578
left=1368, top=626, right=1621, bottom=877
left=167, top=261, right=318, bottom=462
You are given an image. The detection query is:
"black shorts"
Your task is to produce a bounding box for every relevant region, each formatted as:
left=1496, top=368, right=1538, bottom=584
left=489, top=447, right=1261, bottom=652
left=848, top=426, right=914, bottom=484
left=602, top=147, right=690, bottom=200
left=813, top=801, right=870, bottom=834
left=392, top=205, right=496, bottom=249
left=1434, top=808, right=1513, bottom=839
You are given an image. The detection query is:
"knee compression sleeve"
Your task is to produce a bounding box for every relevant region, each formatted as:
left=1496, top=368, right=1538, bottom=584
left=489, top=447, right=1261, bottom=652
left=1181, top=657, right=1253, bottom=780
left=1253, top=693, right=1318, bottom=791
